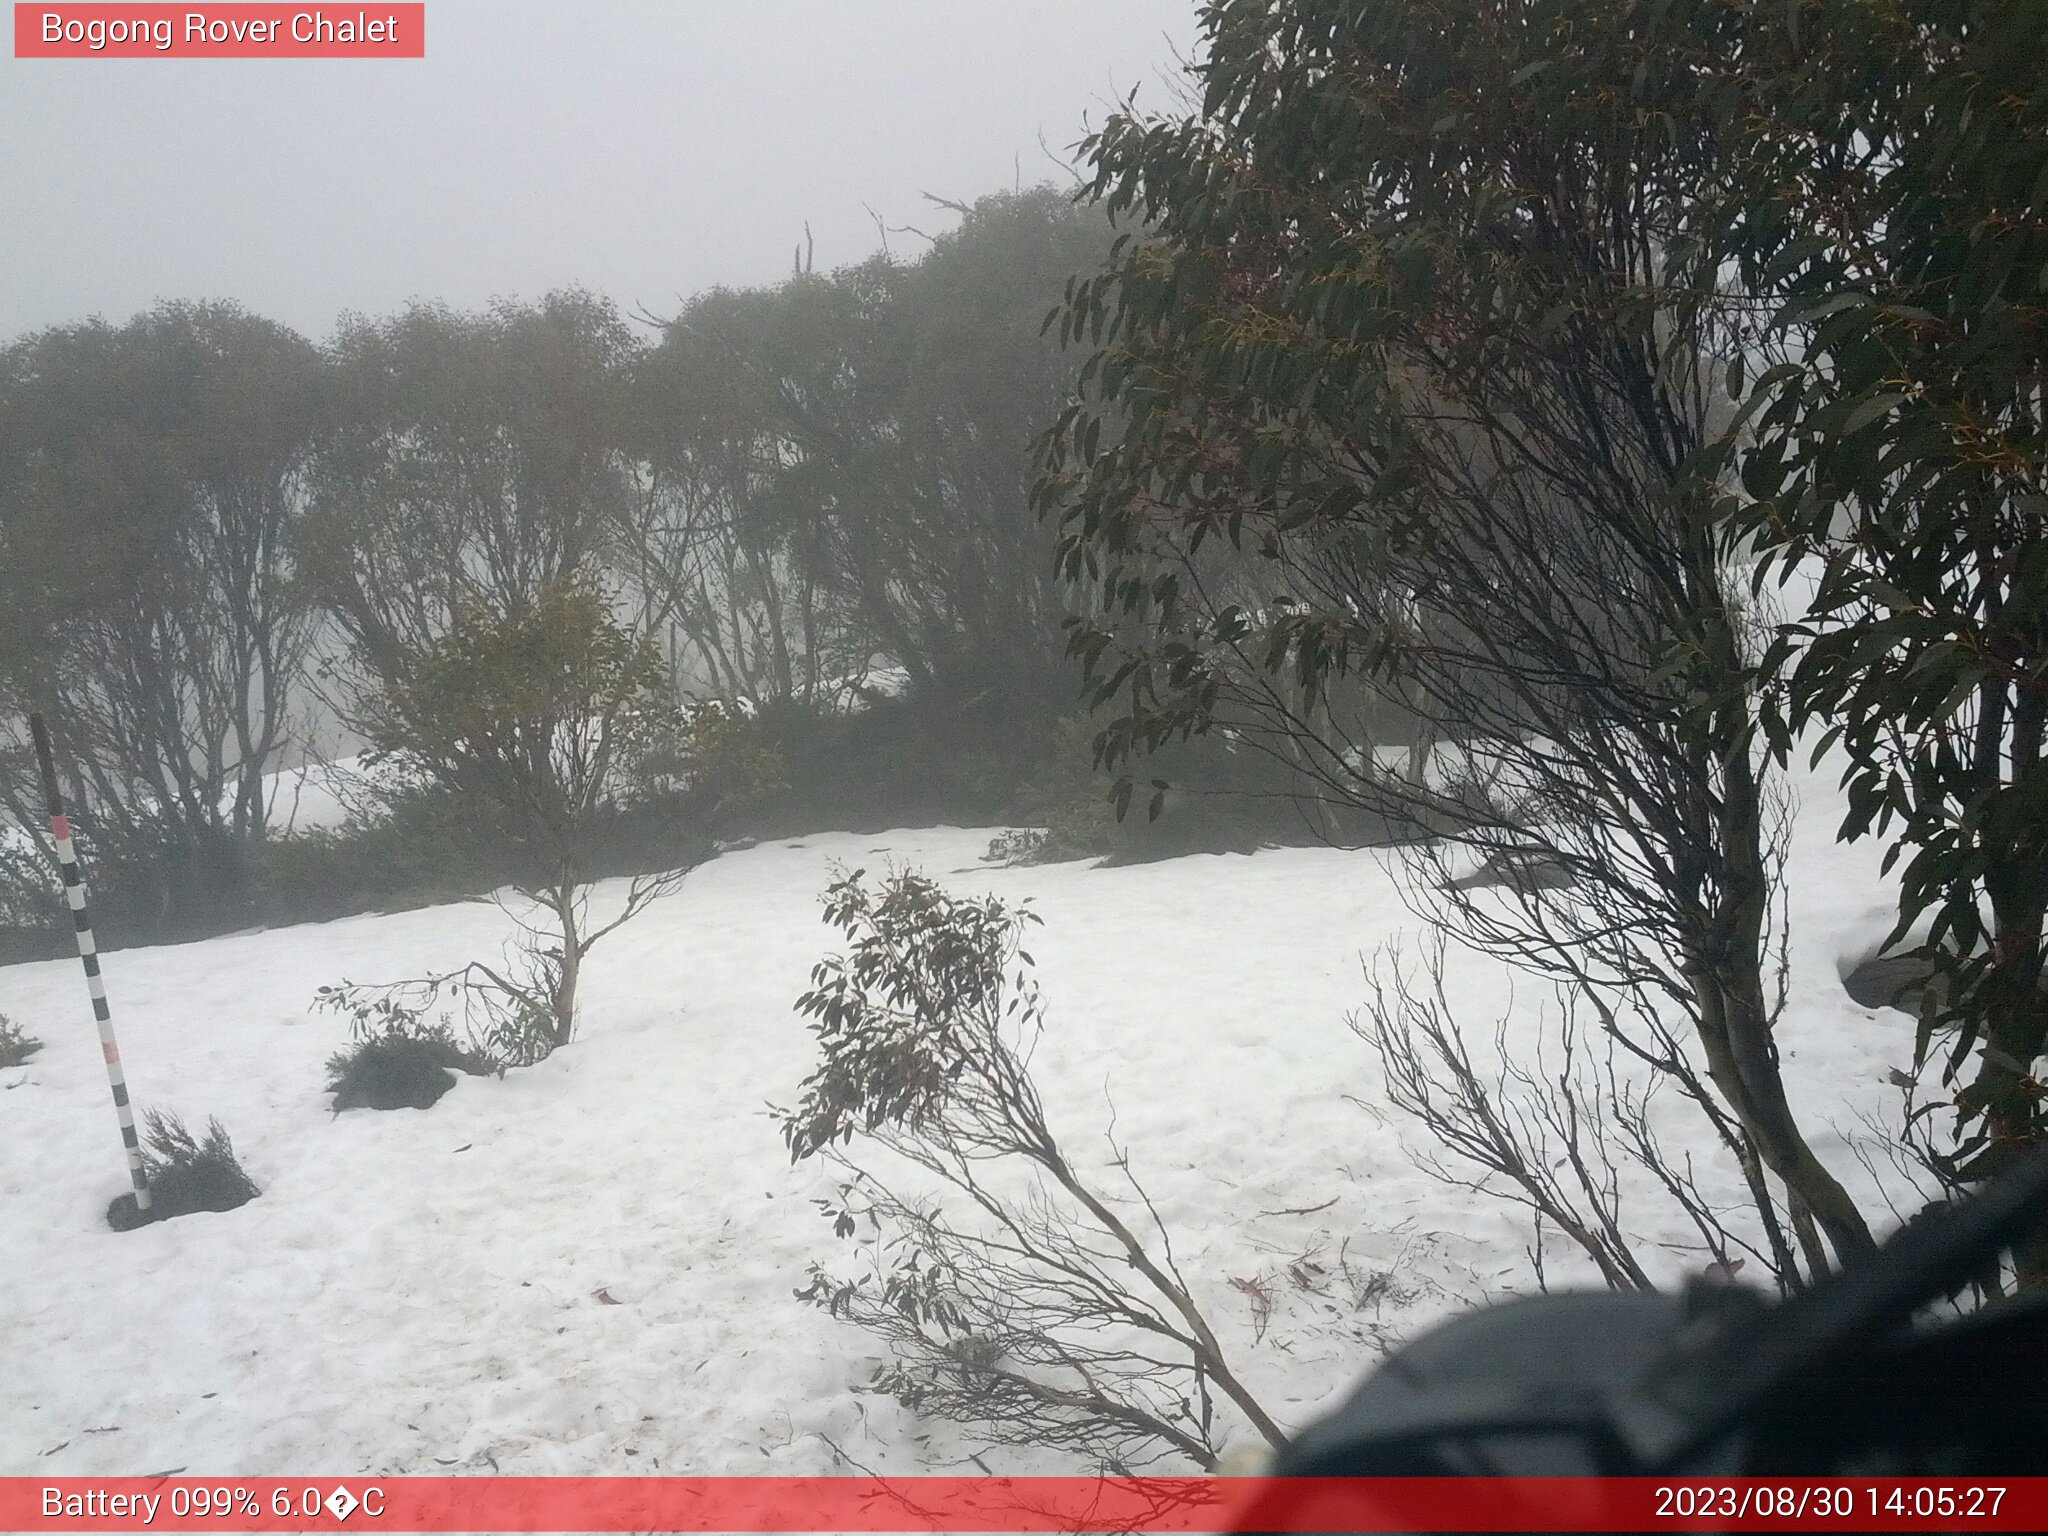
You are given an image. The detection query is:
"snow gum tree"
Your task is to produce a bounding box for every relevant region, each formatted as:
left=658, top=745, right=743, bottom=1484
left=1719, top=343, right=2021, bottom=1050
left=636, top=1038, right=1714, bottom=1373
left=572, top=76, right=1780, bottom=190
left=300, top=291, right=638, bottom=691
left=0, top=303, right=324, bottom=934
left=627, top=190, right=1112, bottom=729
left=1037, top=0, right=1873, bottom=1284
left=782, top=867, right=1285, bottom=1469
left=299, top=293, right=679, bottom=1059
left=353, top=575, right=686, bottom=1054
left=1709, top=0, right=2048, bottom=1278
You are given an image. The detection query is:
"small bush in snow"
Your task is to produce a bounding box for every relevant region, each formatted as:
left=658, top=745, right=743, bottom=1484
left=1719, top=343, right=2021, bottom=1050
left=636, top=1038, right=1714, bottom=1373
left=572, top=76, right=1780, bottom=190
left=0, top=1013, right=42, bottom=1068
left=107, top=1111, right=260, bottom=1230
left=329, top=1023, right=498, bottom=1112
left=779, top=867, right=1284, bottom=1471
left=314, top=930, right=575, bottom=1082
left=317, top=988, right=501, bottom=1109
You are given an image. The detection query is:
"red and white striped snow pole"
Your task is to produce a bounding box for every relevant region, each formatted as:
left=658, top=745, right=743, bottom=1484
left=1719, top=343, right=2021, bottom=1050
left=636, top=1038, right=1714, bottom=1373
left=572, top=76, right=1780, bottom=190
left=29, top=713, right=151, bottom=1215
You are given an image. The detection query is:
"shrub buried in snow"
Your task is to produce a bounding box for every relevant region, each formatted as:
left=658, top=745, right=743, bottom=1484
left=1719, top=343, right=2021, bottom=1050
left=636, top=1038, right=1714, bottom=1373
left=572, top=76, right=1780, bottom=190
left=106, top=1110, right=260, bottom=1231
left=0, top=1012, right=41, bottom=1069
left=318, top=990, right=502, bottom=1111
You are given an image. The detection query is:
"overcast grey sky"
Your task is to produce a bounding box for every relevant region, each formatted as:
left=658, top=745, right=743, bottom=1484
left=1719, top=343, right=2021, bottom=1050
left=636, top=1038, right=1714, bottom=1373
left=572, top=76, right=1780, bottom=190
left=1, top=1, right=1200, bottom=342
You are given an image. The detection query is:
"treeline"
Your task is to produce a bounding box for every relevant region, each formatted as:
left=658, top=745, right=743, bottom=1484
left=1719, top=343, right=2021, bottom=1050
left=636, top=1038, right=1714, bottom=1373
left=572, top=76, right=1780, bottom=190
left=0, top=188, right=1160, bottom=948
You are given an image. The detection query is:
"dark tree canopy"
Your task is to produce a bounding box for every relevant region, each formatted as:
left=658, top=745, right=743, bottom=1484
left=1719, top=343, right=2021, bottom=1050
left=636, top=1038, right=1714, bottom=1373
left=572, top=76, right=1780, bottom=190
left=0, top=301, right=324, bottom=930
left=1714, top=0, right=2048, bottom=1207
left=638, top=187, right=1112, bottom=721
left=1038, top=0, right=1874, bottom=1277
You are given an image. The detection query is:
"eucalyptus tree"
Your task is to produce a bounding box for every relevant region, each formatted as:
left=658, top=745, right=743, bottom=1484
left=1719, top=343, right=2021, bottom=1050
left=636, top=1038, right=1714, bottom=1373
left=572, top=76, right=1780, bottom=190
left=300, top=290, right=641, bottom=704
left=298, top=293, right=684, bottom=1054
left=1715, top=0, right=2048, bottom=1275
left=635, top=189, right=1111, bottom=728
left=342, top=575, right=686, bottom=1055
left=1040, top=0, right=1873, bottom=1283
left=625, top=279, right=856, bottom=712
left=0, top=302, right=323, bottom=931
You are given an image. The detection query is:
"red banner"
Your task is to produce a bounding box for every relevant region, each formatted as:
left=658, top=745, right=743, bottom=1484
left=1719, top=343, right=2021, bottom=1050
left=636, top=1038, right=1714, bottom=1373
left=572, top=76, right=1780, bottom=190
left=13, top=5, right=424, bottom=58
left=4, top=1476, right=2045, bottom=1532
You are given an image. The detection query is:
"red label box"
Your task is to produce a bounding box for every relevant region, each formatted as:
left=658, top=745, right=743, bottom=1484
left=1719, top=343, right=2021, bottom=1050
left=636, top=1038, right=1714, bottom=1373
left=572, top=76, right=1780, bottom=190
left=14, top=4, right=425, bottom=57
left=5, top=1476, right=2047, bottom=1532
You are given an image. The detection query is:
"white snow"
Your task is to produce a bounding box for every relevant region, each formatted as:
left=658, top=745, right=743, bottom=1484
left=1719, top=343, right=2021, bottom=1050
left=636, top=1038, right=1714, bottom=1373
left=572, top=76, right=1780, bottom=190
left=0, top=756, right=1930, bottom=1477
left=244, top=755, right=409, bottom=837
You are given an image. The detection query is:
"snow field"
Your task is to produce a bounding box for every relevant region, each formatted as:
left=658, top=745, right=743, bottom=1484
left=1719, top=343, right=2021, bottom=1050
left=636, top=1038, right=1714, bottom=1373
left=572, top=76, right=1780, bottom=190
left=1, top=757, right=1925, bottom=1476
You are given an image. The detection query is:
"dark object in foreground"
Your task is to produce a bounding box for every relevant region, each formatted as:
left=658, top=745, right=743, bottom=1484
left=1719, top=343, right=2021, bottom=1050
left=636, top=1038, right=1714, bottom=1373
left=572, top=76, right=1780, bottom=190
left=105, top=1110, right=261, bottom=1230
left=1239, top=1147, right=2048, bottom=1526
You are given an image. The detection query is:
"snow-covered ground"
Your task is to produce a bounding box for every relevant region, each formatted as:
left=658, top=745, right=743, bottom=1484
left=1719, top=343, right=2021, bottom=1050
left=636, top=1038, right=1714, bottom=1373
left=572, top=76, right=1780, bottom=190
left=0, top=755, right=1927, bottom=1477
left=245, top=754, right=407, bottom=837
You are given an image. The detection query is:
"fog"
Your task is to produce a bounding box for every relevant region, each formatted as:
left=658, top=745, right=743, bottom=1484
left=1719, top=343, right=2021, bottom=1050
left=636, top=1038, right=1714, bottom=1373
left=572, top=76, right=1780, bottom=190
left=0, top=0, right=1199, bottom=341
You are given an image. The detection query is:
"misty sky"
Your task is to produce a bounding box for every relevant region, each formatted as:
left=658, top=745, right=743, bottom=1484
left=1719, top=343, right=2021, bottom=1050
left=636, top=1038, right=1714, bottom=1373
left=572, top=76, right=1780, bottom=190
left=1, top=1, right=1200, bottom=343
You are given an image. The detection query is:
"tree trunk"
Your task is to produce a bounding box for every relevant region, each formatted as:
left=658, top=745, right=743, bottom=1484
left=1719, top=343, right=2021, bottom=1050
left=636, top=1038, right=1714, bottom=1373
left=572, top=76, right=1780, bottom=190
left=1961, top=913, right=2047, bottom=1281
left=551, top=882, right=581, bottom=1046
left=1687, top=553, right=1876, bottom=1273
